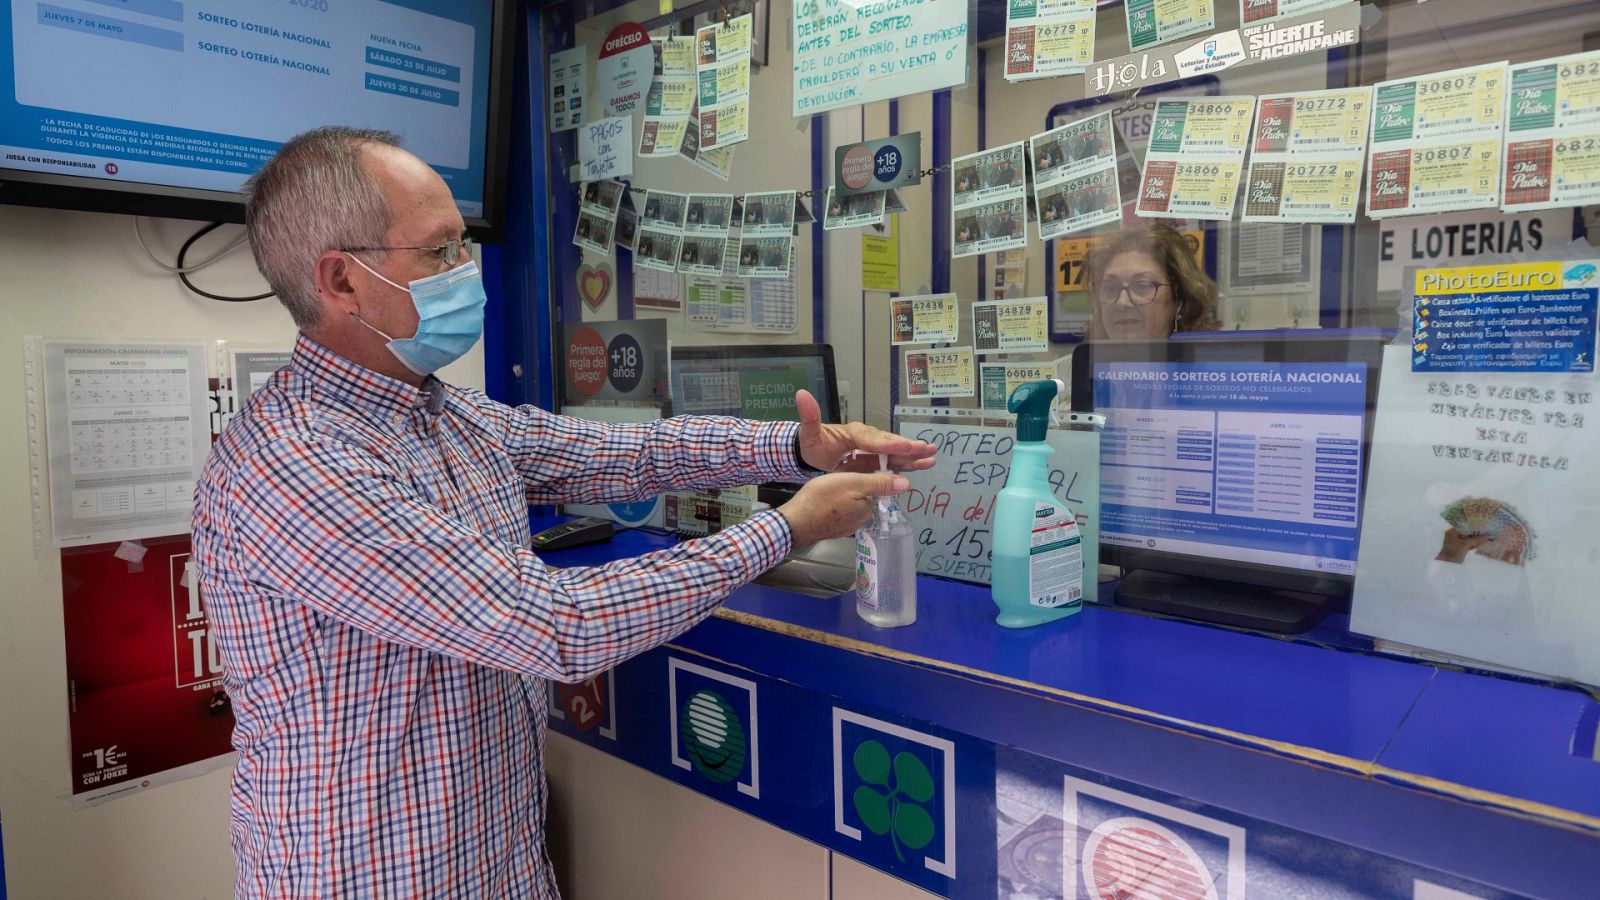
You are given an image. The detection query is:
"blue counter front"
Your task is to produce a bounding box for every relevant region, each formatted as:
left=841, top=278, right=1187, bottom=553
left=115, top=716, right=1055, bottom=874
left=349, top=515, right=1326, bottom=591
left=538, top=520, right=1600, bottom=899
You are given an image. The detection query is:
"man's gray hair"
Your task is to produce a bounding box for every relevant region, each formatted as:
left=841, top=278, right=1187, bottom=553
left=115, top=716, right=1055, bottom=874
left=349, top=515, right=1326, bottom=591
left=244, top=126, right=403, bottom=328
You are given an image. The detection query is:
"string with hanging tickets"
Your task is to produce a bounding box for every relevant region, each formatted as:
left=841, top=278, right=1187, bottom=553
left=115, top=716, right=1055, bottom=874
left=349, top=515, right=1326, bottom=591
left=613, top=164, right=951, bottom=201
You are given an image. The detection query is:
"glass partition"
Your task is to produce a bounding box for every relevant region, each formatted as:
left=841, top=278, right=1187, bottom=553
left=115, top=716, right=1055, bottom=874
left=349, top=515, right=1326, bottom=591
left=539, top=0, right=1600, bottom=681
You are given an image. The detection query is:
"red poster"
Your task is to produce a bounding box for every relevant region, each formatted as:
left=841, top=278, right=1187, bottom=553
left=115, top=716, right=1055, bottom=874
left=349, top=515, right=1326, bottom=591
left=1138, top=160, right=1178, bottom=214
left=61, top=535, right=235, bottom=804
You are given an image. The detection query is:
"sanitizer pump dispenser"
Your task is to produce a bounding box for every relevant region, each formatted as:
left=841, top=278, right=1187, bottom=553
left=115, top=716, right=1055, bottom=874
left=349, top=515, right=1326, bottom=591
left=855, top=454, right=917, bottom=628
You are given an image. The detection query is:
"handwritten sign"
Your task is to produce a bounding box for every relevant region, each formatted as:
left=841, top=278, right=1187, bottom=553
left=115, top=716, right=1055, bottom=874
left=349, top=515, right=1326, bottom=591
left=792, top=0, right=968, bottom=116
left=1353, top=342, right=1600, bottom=685
left=898, top=422, right=1100, bottom=606
left=580, top=116, right=633, bottom=182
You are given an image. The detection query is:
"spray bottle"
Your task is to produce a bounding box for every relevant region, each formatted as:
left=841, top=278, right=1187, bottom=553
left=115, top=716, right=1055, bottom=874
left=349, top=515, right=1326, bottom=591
left=991, top=380, right=1085, bottom=628
left=855, top=454, right=917, bottom=628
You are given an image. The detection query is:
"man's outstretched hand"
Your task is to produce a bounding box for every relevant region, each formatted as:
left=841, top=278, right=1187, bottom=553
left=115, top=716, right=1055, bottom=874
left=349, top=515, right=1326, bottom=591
left=778, top=471, right=910, bottom=546
left=794, top=389, right=938, bottom=474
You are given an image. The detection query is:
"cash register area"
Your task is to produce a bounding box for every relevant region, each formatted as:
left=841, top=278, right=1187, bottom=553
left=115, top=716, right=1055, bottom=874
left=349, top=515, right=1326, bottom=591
left=4, top=0, right=1600, bottom=898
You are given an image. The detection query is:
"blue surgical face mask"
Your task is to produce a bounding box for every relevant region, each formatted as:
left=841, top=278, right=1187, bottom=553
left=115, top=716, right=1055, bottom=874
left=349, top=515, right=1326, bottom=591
left=346, top=253, right=486, bottom=375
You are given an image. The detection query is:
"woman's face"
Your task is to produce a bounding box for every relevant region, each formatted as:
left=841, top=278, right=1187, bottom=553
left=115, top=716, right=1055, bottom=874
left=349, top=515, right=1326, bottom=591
left=1094, top=250, right=1176, bottom=339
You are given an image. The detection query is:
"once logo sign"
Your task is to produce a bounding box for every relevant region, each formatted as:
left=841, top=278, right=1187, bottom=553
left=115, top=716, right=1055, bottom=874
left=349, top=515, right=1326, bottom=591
left=679, top=689, right=747, bottom=783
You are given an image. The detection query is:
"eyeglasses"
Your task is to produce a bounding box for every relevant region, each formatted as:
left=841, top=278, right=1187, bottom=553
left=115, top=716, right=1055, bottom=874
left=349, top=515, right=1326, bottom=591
left=1094, top=279, right=1169, bottom=306
left=341, top=237, right=474, bottom=267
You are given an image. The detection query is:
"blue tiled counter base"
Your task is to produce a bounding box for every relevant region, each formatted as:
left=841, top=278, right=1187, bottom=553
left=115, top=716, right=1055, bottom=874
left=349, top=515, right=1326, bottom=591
left=541, top=523, right=1600, bottom=899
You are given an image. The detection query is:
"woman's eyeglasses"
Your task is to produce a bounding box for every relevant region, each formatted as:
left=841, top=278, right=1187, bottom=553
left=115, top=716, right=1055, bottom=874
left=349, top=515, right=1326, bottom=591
left=1094, top=279, right=1168, bottom=305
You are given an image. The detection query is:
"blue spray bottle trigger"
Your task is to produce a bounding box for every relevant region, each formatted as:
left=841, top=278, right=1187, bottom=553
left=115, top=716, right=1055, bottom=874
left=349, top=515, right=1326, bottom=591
left=1007, top=379, right=1065, bottom=442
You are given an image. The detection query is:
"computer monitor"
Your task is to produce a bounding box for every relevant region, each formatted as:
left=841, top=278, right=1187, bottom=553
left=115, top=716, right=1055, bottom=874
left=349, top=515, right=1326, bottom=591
left=669, top=344, right=840, bottom=510
left=668, top=344, right=840, bottom=424
left=1070, top=336, right=1386, bottom=632
left=0, top=0, right=515, bottom=237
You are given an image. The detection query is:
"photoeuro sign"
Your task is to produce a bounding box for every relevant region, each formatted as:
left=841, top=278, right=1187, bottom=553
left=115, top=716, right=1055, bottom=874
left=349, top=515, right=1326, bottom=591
left=1083, top=2, right=1362, bottom=97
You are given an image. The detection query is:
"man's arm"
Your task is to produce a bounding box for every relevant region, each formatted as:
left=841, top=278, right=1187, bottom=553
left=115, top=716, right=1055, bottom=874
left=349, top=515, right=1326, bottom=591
left=484, top=398, right=806, bottom=505
left=224, top=433, right=795, bottom=682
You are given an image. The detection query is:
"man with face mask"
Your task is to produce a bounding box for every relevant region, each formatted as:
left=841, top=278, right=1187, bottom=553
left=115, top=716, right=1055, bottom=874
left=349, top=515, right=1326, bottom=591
left=191, top=127, right=935, bottom=899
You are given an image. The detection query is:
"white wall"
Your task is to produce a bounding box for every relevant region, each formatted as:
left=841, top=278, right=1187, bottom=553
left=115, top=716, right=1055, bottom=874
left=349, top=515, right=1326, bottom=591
left=0, top=204, right=484, bottom=898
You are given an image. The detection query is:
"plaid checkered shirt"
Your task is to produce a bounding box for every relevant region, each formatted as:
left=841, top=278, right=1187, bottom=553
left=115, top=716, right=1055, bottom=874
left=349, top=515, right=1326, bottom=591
left=192, top=334, right=800, bottom=898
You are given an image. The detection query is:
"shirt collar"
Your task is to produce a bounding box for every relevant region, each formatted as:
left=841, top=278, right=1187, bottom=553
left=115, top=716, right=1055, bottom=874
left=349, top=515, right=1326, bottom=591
left=290, top=332, right=445, bottom=420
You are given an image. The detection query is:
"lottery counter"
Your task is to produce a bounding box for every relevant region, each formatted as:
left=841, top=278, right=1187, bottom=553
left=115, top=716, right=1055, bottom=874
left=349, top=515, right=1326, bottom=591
left=537, top=516, right=1600, bottom=900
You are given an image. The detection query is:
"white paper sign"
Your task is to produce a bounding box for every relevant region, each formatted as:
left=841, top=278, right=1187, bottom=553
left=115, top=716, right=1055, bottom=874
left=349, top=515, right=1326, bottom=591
left=896, top=420, right=1099, bottom=609
left=43, top=341, right=212, bottom=547
left=1353, top=344, right=1600, bottom=685
left=579, top=116, right=634, bottom=182
left=792, top=0, right=968, bottom=116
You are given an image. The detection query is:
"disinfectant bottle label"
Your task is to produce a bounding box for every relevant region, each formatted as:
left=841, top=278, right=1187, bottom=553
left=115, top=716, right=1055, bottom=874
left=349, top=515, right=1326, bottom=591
left=855, top=531, right=880, bottom=611
left=1029, top=502, right=1084, bottom=609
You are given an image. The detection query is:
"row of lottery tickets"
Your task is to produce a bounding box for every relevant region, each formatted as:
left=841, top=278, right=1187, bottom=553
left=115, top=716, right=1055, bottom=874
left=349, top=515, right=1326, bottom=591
left=890, top=295, right=1059, bottom=407
left=903, top=350, right=1063, bottom=409
left=956, top=50, right=1600, bottom=257
left=1002, top=0, right=1365, bottom=80
left=574, top=185, right=801, bottom=280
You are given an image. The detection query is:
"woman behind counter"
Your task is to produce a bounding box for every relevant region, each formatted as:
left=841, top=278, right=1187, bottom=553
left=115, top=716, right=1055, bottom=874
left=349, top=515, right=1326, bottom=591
left=1087, top=226, right=1222, bottom=339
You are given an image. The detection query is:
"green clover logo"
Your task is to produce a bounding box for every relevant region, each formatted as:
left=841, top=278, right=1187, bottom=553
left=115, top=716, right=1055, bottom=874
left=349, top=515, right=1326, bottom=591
left=850, top=739, right=936, bottom=862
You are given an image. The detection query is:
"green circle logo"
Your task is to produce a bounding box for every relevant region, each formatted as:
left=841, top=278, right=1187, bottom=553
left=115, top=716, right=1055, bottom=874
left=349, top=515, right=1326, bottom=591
left=679, top=690, right=747, bottom=783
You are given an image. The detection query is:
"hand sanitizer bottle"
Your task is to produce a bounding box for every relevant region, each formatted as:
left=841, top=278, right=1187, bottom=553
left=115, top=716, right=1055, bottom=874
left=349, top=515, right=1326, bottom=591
left=855, top=454, right=917, bottom=628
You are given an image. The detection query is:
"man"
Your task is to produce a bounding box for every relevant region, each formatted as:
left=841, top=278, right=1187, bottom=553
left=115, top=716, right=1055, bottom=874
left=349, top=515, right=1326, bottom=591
left=1042, top=192, right=1066, bottom=223
left=192, top=126, right=935, bottom=898
left=990, top=208, right=1018, bottom=239
left=1034, top=142, right=1057, bottom=172
left=988, top=154, right=1017, bottom=189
